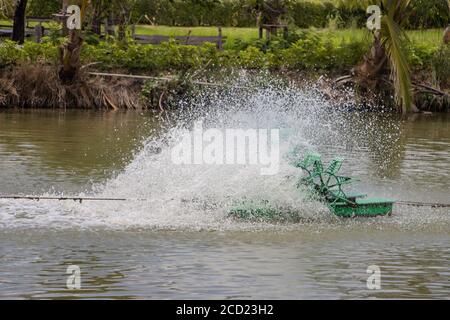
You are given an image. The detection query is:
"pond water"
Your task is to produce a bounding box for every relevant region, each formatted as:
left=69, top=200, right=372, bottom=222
left=0, top=84, right=449, bottom=299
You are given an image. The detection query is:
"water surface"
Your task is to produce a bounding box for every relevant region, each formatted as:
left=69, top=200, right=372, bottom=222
left=0, top=99, right=449, bottom=299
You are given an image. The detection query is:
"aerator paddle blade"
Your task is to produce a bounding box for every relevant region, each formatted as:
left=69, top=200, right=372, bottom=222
left=295, top=152, right=395, bottom=217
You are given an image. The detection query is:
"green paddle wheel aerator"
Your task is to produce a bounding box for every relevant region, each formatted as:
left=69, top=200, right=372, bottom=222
left=295, top=153, right=394, bottom=217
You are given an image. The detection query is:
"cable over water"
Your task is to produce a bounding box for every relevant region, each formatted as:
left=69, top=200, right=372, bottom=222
left=1, top=195, right=449, bottom=208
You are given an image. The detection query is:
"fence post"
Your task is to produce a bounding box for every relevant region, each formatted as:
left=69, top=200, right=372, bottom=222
left=184, top=29, right=191, bottom=45
left=34, top=23, right=43, bottom=43
left=105, top=14, right=115, bottom=36
left=131, top=24, right=136, bottom=39
left=218, top=27, right=223, bottom=50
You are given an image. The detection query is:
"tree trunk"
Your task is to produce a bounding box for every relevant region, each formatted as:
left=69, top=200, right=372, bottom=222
left=352, top=34, right=418, bottom=113
left=91, top=18, right=102, bottom=35
left=352, top=34, right=388, bottom=85
left=106, top=13, right=115, bottom=36
left=61, top=0, right=70, bottom=36
left=118, top=23, right=126, bottom=41
left=58, top=30, right=83, bottom=83
left=117, top=7, right=129, bottom=42
left=58, top=0, right=90, bottom=83
left=11, top=0, right=28, bottom=44
left=91, top=1, right=102, bottom=35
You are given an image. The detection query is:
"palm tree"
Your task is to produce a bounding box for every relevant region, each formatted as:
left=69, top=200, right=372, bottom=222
left=58, top=0, right=89, bottom=82
left=58, top=0, right=137, bottom=81
left=336, top=0, right=417, bottom=113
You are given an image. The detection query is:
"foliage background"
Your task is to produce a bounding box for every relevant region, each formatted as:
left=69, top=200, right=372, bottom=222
left=19, top=0, right=450, bottom=29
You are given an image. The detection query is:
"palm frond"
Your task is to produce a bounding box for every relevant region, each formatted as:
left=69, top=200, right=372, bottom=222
left=380, top=7, right=413, bottom=113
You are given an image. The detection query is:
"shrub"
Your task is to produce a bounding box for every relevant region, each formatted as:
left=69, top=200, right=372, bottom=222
left=22, top=41, right=59, bottom=62
left=0, top=41, right=26, bottom=66
left=281, top=31, right=334, bottom=70
left=406, top=0, right=450, bottom=29
left=432, top=44, right=450, bottom=87
left=406, top=42, right=438, bottom=69
left=239, top=46, right=268, bottom=69
left=27, top=0, right=61, bottom=18
left=0, top=33, right=440, bottom=76
left=290, top=1, right=336, bottom=28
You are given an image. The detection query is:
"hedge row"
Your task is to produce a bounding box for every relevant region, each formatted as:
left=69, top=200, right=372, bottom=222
left=25, top=0, right=450, bottom=29
left=0, top=31, right=444, bottom=74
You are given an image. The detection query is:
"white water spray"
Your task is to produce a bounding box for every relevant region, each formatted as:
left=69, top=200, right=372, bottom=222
left=0, top=74, right=448, bottom=231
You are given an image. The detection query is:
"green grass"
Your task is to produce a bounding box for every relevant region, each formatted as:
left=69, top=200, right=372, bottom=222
left=0, top=20, right=12, bottom=27
left=134, top=25, right=258, bottom=49
left=135, top=25, right=258, bottom=40
left=134, top=25, right=444, bottom=49
left=406, top=29, right=444, bottom=47
left=1, top=19, right=444, bottom=50
left=0, top=19, right=61, bottom=36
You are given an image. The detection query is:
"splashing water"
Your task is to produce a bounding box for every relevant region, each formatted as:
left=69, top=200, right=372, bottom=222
left=0, top=73, right=449, bottom=232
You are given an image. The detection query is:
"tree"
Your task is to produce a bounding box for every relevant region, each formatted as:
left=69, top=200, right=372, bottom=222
left=261, top=0, right=287, bottom=25
left=11, top=0, right=28, bottom=44
left=58, top=0, right=138, bottom=82
left=58, top=0, right=88, bottom=82
left=114, top=0, right=138, bottom=41
left=85, top=0, right=137, bottom=40
left=90, top=0, right=103, bottom=35
left=0, top=0, right=14, bottom=18
left=27, top=0, right=60, bottom=17
left=247, top=0, right=288, bottom=26
left=444, top=0, right=450, bottom=44
left=336, top=0, right=417, bottom=113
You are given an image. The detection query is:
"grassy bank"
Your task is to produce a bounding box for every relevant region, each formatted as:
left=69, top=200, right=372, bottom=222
left=0, top=26, right=448, bottom=111
left=1, top=27, right=446, bottom=72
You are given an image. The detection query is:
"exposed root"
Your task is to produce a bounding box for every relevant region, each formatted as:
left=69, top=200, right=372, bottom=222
left=0, top=63, right=145, bottom=109
left=0, top=78, right=18, bottom=105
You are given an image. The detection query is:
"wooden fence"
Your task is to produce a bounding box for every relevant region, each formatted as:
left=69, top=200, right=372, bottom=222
left=132, top=27, right=226, bottom=50
left=0, top=17, right=52, bottom=42
left=1, top=19, right=227, bottom=50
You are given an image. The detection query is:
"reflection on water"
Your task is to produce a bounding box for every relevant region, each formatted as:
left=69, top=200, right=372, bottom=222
left=0, top=106, right=449, bottom=299
left=0, top=230, right=448, bottom=299
left=0, top=110, right=160, bottom=194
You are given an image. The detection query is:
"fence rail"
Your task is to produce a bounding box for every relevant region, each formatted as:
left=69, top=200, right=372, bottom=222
left=0, top=17, right=53, bottom=41
left=132, top=27, right=226, bottom=50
